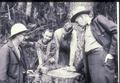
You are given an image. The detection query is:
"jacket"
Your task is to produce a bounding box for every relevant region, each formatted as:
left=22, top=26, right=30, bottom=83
left=0, top=41, right=26, bottom=83
left=91, top=15, right=117, bottom=56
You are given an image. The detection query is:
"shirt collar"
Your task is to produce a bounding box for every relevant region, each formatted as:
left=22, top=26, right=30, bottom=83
left=87, top=17, right=93, bottom=25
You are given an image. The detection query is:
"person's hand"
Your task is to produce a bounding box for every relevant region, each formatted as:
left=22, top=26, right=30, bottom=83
left=104, top=54, right=114, bottom=63
left=40, top=66, right=49, bottom=74
left=49, top=57, right=55, bottom=64
left=27, top=70, right=34, bottom=76
left=67, top=66, right=76, bottom=72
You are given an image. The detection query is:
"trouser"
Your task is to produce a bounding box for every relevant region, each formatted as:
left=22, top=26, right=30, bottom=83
left=85, top=47, right=115, bottom=83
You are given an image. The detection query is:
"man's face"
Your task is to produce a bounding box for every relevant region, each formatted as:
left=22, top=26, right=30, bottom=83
left=75, top=14, right=88, bottom=27
left=17, top=33, right=25, bottom=43
left=43, top=30, right=53, bottom=43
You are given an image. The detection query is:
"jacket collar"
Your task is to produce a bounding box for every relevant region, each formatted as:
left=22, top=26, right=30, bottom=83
left=7, top=41, right=27, bottom=70
left=7, top=41, right=21, bottom=60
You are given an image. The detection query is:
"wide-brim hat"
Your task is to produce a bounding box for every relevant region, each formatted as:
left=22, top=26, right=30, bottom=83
left=9, top=23, right=28, bottom=38
left=70, top=6, right=91, bottom=22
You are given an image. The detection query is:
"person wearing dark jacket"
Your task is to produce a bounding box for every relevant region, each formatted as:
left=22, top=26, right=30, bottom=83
left=0, top=23, right=28, bottom=83
left=54, top=21, right=77, bottom=71
left=70, top=6, right=117, bottom=83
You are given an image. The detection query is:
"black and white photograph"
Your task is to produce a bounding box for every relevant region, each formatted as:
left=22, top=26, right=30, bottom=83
left=0, top=2, right=119, bottom=83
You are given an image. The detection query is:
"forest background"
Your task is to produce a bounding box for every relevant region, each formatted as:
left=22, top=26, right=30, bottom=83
left=0, top=2, right=117, bottom=70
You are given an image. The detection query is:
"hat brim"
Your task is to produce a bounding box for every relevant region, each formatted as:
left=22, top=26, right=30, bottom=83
left=9, top=30, right=28, bottom=39
left=71, top=10, right=90, bottom=22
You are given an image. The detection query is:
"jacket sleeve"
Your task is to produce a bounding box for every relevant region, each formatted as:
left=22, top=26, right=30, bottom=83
left=54, top=30, right=60, bottom=64
left=97, top=15, right=117, bottom=56
left=35, top=42, right=43, bottom=66
left=0, top=45, right=9, bottom=82
left=69, top=30, right=77, bottom=66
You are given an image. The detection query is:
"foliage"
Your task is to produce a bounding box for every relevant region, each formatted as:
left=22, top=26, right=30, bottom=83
left=93, top=2, right=117, bottom=23
left=0, top=2, right=117, bottom=70
left=0, top=2, right=70, bottom=43
left=0, top=2, right=117, bottom=43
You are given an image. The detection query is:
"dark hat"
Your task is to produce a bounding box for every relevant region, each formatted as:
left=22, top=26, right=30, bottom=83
left=71, top=10, right=90, bottom=22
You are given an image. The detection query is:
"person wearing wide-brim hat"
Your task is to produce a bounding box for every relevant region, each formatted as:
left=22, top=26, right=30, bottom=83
left=70, top=6, right=117, bottom=83
left=0, top=23, right=28, bottom=83
left=70, top=6, right=91, bottom=23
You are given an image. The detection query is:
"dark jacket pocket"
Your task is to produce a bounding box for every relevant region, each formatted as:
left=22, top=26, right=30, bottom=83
left=7, top=63, right=19, bottom=79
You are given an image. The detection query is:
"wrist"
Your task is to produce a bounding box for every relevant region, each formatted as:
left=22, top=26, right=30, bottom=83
left=69, top=61, right=74, bottom=66
left=38, top=65, right=43, bottom=68
left=69, top=64, right=74, bottom=67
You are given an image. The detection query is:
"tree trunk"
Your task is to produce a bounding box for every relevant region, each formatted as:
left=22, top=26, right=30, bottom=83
left=1, top=2, right=6, bottom=9
left=7, top=4, right=11, bottom=20
left=26, top=2, right=32, bottom=16
left=49, top=2, right=54, bottom=7
left=17, top=2, right=24, bottom=10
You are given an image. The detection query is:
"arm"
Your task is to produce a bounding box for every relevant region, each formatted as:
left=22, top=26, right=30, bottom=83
left=69, top=30, right=77, bottom=66
left=97, top=15, right=117, bottom=56
left=0, top=45, right=9, bottom=82
left=35, top=42, right=43, bottom=67
left=54, top=31, right=60, bottom=64
left=47, top=40, right=57, bottom=64
left=35, top=42, right=50, bottom=73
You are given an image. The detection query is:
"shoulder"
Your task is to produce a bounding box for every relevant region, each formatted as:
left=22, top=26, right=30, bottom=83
left=72, top=29, right=77, bottom=35
left=0, top=42, right=11, bottom=55
left=0, top=41, right=12, bottom=50
left=54, top=28, right=63, bottom=34
left=96, top=15, right=105, bottom=19
left=35, top=39, right=42, bottom=48
left=37, top=39, right=42, bottom=44
left=49, top=40, right=57, bottom=50
left=54, top=28, right=64, bottom=38
left=50, top=39, right=56, bottom=44
left=0, top=44, right=8, bottom=51
left=93, top=14, right=108, bottom=22
left=93, top=14, right=116, bottom=27
left=72, top=29, right=77, bottom=32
